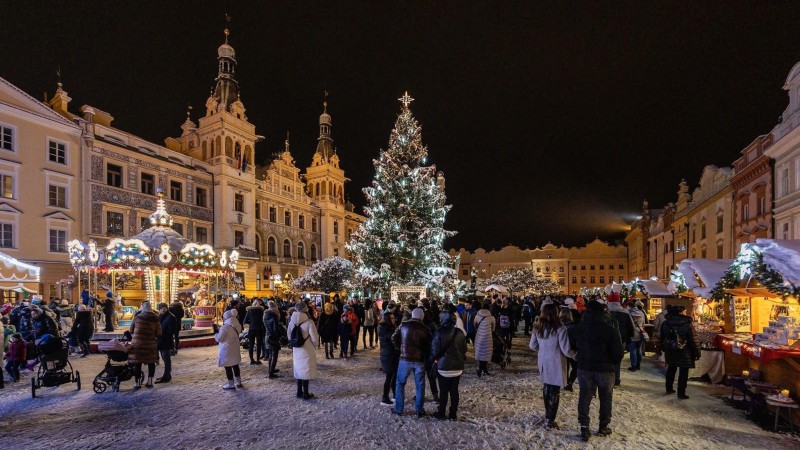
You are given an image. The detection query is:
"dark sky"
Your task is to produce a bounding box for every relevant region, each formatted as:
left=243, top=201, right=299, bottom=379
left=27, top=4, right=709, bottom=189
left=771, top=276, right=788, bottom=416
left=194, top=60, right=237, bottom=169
left=3, top=2, right=800, bottom=251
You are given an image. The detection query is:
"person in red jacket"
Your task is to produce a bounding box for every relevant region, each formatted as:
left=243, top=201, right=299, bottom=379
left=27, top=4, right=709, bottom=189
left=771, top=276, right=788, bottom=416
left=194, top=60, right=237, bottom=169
left=346, top=303, right=360, bottom=358
left=5, top=332, right=26, bottom=382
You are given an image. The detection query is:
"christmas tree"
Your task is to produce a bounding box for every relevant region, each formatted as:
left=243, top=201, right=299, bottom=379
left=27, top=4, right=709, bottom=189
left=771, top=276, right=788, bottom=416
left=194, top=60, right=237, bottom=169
left=347, top=92, right=456, bottom=296
left=293, top=256, right=355, bottom=294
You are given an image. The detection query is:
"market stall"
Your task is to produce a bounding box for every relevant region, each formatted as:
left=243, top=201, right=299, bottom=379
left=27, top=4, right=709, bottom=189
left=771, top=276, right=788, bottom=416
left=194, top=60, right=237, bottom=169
left=0, top=251, right=40, bottom=300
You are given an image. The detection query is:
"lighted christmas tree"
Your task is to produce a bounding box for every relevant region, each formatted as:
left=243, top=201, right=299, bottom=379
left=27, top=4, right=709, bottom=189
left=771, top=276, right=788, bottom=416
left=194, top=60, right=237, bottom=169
left=347, top=92, right=456, bottom=295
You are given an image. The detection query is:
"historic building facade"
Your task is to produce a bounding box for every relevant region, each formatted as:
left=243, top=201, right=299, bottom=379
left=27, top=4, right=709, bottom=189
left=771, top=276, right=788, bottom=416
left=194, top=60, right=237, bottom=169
left=0, top=77, right=83, bottom=301
left=684, top=165, right=735, bottom=260
left=450, top=238, right=628, bottom=295
left=732, top=134, right=774, bottom=248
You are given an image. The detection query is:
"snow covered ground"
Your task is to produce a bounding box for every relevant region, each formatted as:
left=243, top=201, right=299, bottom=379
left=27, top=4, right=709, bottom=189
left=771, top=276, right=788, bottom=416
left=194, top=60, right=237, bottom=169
left=1, top=334, right=798, bottom=450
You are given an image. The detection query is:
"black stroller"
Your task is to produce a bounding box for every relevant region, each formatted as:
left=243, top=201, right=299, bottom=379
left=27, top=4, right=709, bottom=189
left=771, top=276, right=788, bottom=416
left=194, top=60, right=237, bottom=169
left=491, top=332, right=511, bottom=370
left=31, top=335, right=81, bottom=398
left=92, top=332, right=141, bottom=393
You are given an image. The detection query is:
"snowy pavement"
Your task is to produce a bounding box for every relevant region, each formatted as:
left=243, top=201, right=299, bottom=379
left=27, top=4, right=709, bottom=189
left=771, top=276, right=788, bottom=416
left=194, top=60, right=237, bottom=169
left=1, top=335, right=798, bottom=450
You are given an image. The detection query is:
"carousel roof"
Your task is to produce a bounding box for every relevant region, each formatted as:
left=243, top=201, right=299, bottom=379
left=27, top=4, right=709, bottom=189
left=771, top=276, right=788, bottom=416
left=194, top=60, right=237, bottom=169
left=130, top=191, right=189, bottom=252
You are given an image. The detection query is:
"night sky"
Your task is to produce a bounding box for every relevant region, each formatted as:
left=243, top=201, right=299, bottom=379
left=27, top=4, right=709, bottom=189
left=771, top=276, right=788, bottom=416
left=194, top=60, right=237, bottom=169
left=3, top=2, right=800, bottom=251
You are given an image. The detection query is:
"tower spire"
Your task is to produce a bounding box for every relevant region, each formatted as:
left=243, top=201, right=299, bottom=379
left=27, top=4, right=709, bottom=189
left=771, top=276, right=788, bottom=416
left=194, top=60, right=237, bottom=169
left=316, top=91, right=334, bottom=160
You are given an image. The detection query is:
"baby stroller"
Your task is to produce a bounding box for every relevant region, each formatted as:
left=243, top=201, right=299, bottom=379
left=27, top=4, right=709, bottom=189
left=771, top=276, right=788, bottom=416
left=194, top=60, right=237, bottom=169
left=31, top=335, right=81, bottom=398
left=491, top=332, right=511, bottom=370
left=92, top=332, right=141, bottom=393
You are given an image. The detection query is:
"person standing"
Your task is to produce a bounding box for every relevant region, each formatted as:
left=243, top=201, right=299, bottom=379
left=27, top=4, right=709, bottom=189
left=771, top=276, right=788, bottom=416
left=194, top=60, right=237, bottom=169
left=362, top=299, right=379, bottom=349
left=128, top=301, right=162, bottom=389
left=215, top=309, right=243, bottom=390
left=288, top=302, right=319, bottom=400
left=627, top=301, right=647, bottom=371
left=378, top=311, right=400, bottom=406
left=464, top=300, right=478, bottom=345
left=391, top=308, right=432, bottom=417
left=56, top=299, right=75, bottom=331
left=156, top=303, right=177, bottom=384
left=559, top=307, right=578, bottom=391
left=4, top=332, right=26, bottom=382
left=522, top=297, right=534, bottom=336
left=606, top=293, right=634, bottom=386
left=569, top=299, right=623, bottom=442
left=660, top=306, right=700, bottom=399
left=243, top=299, right=265, bottom=365
left=169, top=300, right=185, bottom=353
left=264, top=300, right=284, bottom=378
left=529, top=300, right=575, bottom=429
left=345, top=304, right=360, bottom=357
left=72, top=304, right=94, bottom=357
left=338, top=306, right=353, bottom=358
left=473, top=301, right=496, bottom=377
left=103, top=292, right=116, bottom=332
left=318, top=302, right=339, bottom=359
left=430, top=311, right=466, bottom=421
left=352, top=299, right=365, bottom=352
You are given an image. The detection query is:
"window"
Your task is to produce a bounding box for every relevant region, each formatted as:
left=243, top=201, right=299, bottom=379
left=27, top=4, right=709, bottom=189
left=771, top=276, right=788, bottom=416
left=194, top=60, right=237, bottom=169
left=48, top=185, right=66, bottom=208
left=0, top=126, right=12, bottom=151
left=283, top=239, right=291, bottom=257
left=255, top=203, right=261, bottom=220
left=571, top=276, right=577, bottom=284
left=782, top=168, right=790, bottom=196
left=0, top=223, right=13, bottom=248
left=609, top=276, right=615, bottom=282
left=235, top=231, right=244, bottom=247
left=580, top=265, right=586, bottom=270
left=701, top=248, right=707, bottom=258
left=312, top=217, right=318, bottom=232
left=717, top=215, right=724, bottom=233
left=106, top=164, right=123, bottom=187
left=196, top=187, right=207, bottom=207
left=141, top=173, right=155, bottom=195
left=742, top=204, right=749, bottom=221
left=717, top=243, right=723, bottom=259
left=268, top=237, right=276, bottom=256
left=310, top=244, right=317, bottom=260
left=783, top=223, right=790, bottom=240
left=106, top=211, right=124, bottom=236
left=599, top=264, right=605, bottom=270
left=701, top=221, right=706, bottom=239
left=536, top=267, right=541, bottom=273
left=269, top=207, right=276, bottom=223
left=580, top=277, right=586, bottom=284
left=0, top=174, right=11, bottom=199
left=758, top=197, right=766, bottom=216
left=49, top=229, right=67, bottom=252
left=334, top=248, right=339, bottom=256
left=559, top=267, right=564, bottom=273
left=618, top=264, right=624, bottom=270
left=284, top=210, right=291, bottom=226
left=297, top=242, right=305, bottom=259
left=599, top=276, right=605, bottom=284
left=48, top=140, right=66, bottom=164
left=140, top=217, right=149, bottom=231
left=173, top=223, right=183, bottom=235
left=590, top=276, right=596, bottom=284
left=590, top=265, right=595, bottom=270
left=255, top=235, right=261, bottom=254
left=299, top=215, right=305, bottom=229
left=334, top=221, right=339, bottom=235
left=234, top=193, right=244, bottom=212
left=571, top=265, right=577, bottom=271
left=170, top=181, right=182, bottom=202
left=196, top=227, right=208, bottom=244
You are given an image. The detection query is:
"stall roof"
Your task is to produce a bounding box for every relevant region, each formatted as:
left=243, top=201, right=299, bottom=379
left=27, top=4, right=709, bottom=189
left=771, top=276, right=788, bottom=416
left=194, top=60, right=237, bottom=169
left=639, top=279, right=672, bottom=297
left=0, top=251, right=39, bottom=291
left=752, top=238, right=800, bottom=286
left=677, top=259, right=734, bottom=297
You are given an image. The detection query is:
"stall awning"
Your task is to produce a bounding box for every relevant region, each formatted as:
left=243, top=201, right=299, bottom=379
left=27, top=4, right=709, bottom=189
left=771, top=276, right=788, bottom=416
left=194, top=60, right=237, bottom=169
left=0, top=252, right=39, bottom=292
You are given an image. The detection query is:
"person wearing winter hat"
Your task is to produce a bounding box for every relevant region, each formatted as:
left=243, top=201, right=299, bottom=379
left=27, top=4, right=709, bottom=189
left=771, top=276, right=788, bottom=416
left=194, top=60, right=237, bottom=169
left=155, top=303, right=177, bottom=383
left=431, top=310, right=467, bottom=421
left=568, top=298, right=623, bottom=442
left=345, top=304, right=360, bottom=357
left=128, top=301, right=162, bottom=388
left=378, top=310, right=400, bottom=405
left=391, top=306, right=432, bottom=416
left=473, top=300, right=496, bottom=377
left=215, top=309, right=243, bottom=389
left=4, top=332, right=26, bottom=382
left=103, top=291, right=116, bottom=332
left=56, top=299, right=75, bottom=331
left=72, top=304, right=94, bottom=357
left=288, top=300, right=319, bottom=399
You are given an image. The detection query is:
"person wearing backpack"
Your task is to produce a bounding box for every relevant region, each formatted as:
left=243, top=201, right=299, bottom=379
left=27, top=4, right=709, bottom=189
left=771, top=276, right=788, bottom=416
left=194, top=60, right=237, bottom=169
left=496, top=300, right=513, bottom=349
left=660, top=305, right=699, bottom=399
left=464, top=300, right=478, bottom=345
left=288, top=302, right=319, bottom=399
left=521, top=297, right=534, bottom=336
left=363, top=299, right=379, bottom=349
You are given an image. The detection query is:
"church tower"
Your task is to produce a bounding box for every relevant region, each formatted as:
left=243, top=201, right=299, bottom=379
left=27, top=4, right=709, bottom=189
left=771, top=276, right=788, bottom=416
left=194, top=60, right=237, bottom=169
left=305, top=93, right=347, bottom=259
left=165, top=17, right=258, bottom=252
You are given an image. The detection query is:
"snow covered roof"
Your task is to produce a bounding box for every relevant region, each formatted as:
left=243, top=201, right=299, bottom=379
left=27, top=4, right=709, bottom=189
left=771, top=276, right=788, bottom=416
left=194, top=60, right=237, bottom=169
left=131, top=226, right=189, bottom=253
left=639, top=279, right=672, bottom=296
left=751, top=239, right=800, bottom=286
left=677, top=258, right=734, bottom=298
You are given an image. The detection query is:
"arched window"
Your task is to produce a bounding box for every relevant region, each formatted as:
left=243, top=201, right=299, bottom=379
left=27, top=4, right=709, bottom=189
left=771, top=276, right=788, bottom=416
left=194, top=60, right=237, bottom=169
left=310, top=244, right=317, bottom=261
left=225, top=137, right=233, bottom=157
left=297, top=242, right=305, bottom=259
left=202, top=141, right=208, bottom=160
left=267, top=237, right=276, bottom=256
left=315, top=183, right=320, bottom=196
left=283, top=239, right=291, bottom=257
left=234, top=142, right=241, bottom=160
left=255, top=235, right=261, bottom=254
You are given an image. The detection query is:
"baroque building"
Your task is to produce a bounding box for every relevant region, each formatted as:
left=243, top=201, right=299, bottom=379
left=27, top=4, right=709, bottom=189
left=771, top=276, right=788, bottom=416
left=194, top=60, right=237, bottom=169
left=450, top=238, right=628, bottom=295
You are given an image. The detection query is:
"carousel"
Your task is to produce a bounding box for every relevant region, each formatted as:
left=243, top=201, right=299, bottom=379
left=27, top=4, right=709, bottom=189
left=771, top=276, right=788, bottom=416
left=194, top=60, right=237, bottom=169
left=68, top=192, right=240, bottom=329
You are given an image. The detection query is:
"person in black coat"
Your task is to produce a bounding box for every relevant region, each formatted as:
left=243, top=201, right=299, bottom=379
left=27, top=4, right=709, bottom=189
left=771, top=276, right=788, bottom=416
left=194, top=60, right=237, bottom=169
left=30, top=306, right=59, bottom=340
left=660, top=306, right=700, bottom=399
left=378, top=311, right=400, bottom=405
left=103, top=293, right=116, bottom=332
left=263, top=301, right=284, bottom=378
left=243, top=299, right=266, bottom=365
left=569, top=300, right=624, bottom=442
left=156, top=303, right=178, bottom=383
left=168, top=300, right=185, bottom=352
left=430, top=311, right=467, bottom=420
left=71, top=305, right=94, bottom=357
left=318, top=302, right=339, bottom=359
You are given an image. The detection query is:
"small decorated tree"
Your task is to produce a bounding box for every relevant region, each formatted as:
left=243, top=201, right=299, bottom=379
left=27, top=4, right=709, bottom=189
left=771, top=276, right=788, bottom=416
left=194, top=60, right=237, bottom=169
left=293, top=256, right=355, bottom=295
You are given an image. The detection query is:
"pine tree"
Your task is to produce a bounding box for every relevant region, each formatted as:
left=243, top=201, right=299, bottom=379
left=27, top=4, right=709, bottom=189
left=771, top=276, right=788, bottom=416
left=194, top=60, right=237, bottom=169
left=347, top=92, right=456, bottom=295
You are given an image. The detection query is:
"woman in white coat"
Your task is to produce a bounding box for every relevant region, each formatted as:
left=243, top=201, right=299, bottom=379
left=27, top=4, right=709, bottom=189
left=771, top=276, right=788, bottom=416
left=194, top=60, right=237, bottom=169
left=473, top=302, right=496, bottom=377
left=215, top=309, right=243, bottom=390
left=288, top=302, right=319, bottom=400
left=529, top=299, right=575, bottom=429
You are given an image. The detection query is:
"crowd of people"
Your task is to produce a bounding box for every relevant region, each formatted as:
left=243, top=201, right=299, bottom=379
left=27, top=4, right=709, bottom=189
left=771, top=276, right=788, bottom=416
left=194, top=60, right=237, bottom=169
left=0, top=291, right=701, bottom=443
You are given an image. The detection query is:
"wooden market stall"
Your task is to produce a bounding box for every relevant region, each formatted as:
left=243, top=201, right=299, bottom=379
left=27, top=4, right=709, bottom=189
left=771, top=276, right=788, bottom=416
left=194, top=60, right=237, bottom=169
left=0, top=251, right=40, bottom=303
